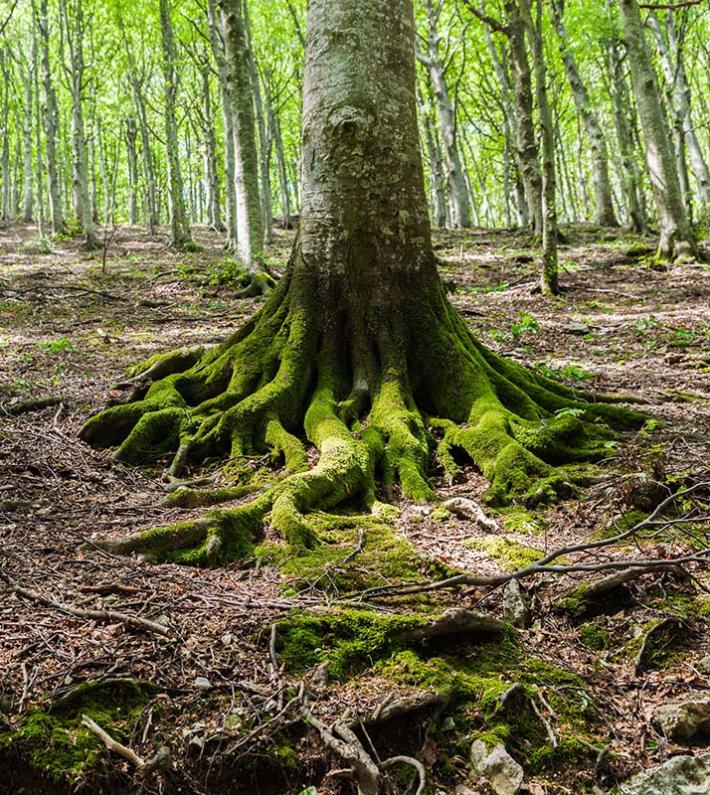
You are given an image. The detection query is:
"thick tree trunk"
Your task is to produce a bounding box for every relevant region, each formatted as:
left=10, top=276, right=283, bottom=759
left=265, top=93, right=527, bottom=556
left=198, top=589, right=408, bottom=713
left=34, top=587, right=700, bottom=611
left=618, top=0, right=697, bottom=260
left=81, top=0, right=638, bottom=568
left=159, top=0, right=192, bottom=247
left=551, top=0, right=617, bottom=227
left=420, top=1, right=471, bottom=229
left=648, top=12, right=710, bottom=215
left=36, top=0, right=65, bottom=235
left=219, top=0, right=265, bottom=272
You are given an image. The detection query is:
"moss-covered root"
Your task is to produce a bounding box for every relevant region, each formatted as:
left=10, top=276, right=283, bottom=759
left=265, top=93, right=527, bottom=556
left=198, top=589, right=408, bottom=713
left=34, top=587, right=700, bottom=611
left=86, top=497, right=270, bottom=566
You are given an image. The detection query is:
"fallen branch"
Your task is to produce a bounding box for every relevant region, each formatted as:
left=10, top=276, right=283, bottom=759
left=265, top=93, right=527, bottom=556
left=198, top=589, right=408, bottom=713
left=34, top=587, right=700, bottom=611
left=3, top=396, right=68, bottom=416
left=80, top=715, right=171, bottom=775
left=0, top=570, right=171, bottom=638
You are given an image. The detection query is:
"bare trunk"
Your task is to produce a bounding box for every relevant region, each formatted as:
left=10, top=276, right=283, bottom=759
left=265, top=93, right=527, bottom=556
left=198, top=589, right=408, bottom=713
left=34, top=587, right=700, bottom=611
left=159, top=0, right=192, bottom=247
left=200, top=69, right=223, bottom=232
left=219, top=0, right=264, bottom=268
left=504, top=0, right=542, bottom=236
left=22, top=61, right=34, bottom=222
left=420, top=1, right=471, bottom=228
left=648, top=12, right=710, bottom=215
left=618, top=0, right=697, bottom=260
left=521, top=0, right=558, bottom=295
left=36, top=0, right=65, bottom=235
left=551, top=0, right=617, bottom=226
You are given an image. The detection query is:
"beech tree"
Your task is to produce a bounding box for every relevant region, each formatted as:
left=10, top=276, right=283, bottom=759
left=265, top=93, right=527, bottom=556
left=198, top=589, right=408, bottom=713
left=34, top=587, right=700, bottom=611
left=618, top=0, right=698, bottom=260
left=78, top=0, right=637, bottom=565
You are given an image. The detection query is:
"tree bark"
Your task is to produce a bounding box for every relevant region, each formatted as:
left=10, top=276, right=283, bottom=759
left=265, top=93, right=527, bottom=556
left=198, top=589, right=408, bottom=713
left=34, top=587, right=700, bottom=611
left=503, top=0, right=542, bottom=236
left=22, top=56, right=34, bottom=222
left=551, top=0, right=617, bottom=227
left=219, top=0, right=265, bottom=270
left=81, top=0, right=639, bottom=567
left=159, top=0, right=192, bottom=247
left=647, top=12, right=710, bottom=214
left=420, top=1, right=471, bottom=229
left=35, top=0, right=65, bottom=235
left=618, top=0, right=697, bottom=260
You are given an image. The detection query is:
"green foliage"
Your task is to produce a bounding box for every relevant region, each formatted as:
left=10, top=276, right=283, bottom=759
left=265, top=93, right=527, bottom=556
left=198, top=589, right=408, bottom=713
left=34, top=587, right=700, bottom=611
left=35, top=337, right=76, bottom=354
left=511, top=312, right=539, bottom=339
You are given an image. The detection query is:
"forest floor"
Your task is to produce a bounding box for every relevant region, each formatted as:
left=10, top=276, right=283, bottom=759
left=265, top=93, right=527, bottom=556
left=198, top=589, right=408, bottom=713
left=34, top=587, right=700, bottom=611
left=0, top=222, right=708, bottom=795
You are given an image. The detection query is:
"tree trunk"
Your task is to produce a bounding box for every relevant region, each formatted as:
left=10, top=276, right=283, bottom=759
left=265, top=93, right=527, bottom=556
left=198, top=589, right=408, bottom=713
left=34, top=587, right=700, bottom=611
left=59, top=0, right=98, bottom=248
left=521, top=0, right=558, bottom=295
left=219, top=0, right=265, bottom=274
left=504, top=0, right=542, bottom=236
left=271, top=99, right=291, bottom=227
left=420, top=1, right=471, bottom=228
left=36, top=0, right=65, bottom=235
left=423, top=111, right=448, bottom=228
left=551, top=0, right=617, bottom=227
left=605, top=37, right=645, bottom=232
left=618, top=0, right=697, bottom=260
left=159, top=0, right=192, bottom=247
left=81, top=0, right=638, bottom=568
left=125, top=116, right=139, bottom=225
left=22, top=59, right=34, bottom=223
left=208, top=0, right=238, bottom=249
left=647, top=12, right=710, bottom=215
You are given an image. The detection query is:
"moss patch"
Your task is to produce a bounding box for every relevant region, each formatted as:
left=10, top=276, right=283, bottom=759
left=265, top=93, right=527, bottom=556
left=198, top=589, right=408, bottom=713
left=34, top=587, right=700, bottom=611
left=0, top=680, right=154, bottom=786
left=465, top=536, right=543, bottom=571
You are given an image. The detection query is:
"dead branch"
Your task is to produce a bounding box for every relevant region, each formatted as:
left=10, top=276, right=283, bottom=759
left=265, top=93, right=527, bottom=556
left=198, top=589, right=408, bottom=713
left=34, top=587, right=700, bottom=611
left=403, top=608, right=508, bottom=641
left=367, top=690, right=447, bottom=724
left=0, top=570, right=172, bottom=638
left=3, top=396, right=68, bottom=416
left=80, top=715, right=171, bottom=775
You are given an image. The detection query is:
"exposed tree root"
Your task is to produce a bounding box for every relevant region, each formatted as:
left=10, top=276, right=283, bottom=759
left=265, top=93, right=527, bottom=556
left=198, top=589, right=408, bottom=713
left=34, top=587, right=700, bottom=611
left=79, top=244, right=644, bottom=565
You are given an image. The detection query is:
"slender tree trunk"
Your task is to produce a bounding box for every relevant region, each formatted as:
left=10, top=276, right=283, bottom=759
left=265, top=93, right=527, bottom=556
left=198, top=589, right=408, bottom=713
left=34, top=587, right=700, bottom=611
left=504, top=0, right=542, bottom=236
left=423, top=112, right=448, bottom=228
left=159, top=0, right=192, bottom=247
left=521, top=0, right=558, bottom=295
left=647, top=12, right=710, bottom=214
left=125, top=116, right=139, bottom=225
left=551, top=0, right=617, bottom=226
left=618, top=0, right=697, bottom=260
left=219, top=0, right=265, bottom=270
left=22, top=60, right=34, bottom=222
left=208, top=0, right=238, bottom=249
left=0, top=53, right=11, bottom=222
left=271, top=100, right=291, bottom=227
left=36, top=0, right=65, bottom=235
left=59, top=0, right=98, bottom=248
left=420, top=1, right=471, bottom=228
left=200, top=67, right=224, bottom=232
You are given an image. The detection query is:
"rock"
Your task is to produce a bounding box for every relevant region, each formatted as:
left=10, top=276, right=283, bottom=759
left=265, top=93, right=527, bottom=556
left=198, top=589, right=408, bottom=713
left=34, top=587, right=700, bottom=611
left=618, top=752, right=710, bottom=795
left=502, top=580, right=529, bottom=628
left=698, top=655, right=710, bottom=675
left=194, top=676, right=212, bottom=691
left=563, top=321, right=589, bottom=335
left=470, top=740, right=524, bottom=795
left=653, top=698, right=710, bottom=741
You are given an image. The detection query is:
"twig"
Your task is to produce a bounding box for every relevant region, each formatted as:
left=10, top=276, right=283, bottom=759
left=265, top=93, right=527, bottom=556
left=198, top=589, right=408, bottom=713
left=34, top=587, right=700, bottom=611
left=81, top=715, right=146, bottom=768
left=530, top=696, right=558, bottom=748
left=0, top=570, right=172, bottom=638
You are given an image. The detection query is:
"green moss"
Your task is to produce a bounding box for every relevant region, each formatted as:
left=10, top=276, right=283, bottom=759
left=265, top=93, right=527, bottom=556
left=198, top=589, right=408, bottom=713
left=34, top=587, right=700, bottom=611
left=465, top=536, right=543, bottom=571
left=555, top=584, right=592, bottom=619
left=498, top=506, right=545, bottom=536
left=661, top=594, right=710, bottom=622
left=579, top=623, right=610, bottom=651
left=0, top=680, right=153, bottom=785
left=276, top=609, right=430, bottom=680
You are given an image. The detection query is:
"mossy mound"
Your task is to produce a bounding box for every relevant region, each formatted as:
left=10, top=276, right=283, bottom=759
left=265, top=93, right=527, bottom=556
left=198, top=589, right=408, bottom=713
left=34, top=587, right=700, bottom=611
left=0, top=680, right=154, bottom=787
left=465, top=536, right=543, bottom=571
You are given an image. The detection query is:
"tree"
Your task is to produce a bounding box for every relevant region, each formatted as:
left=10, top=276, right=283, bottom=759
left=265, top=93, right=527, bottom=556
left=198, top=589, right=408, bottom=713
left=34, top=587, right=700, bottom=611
left=159, top=0, right=192, bottom=247
left=78, top=0, right=638, bottom=565
left=551, top=0, right=617, bottom=227
left=617, top=0, right=698, bottom=260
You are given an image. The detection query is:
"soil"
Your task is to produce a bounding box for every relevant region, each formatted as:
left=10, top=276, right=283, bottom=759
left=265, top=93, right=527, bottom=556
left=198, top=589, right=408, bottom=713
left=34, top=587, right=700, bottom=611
left=1, top=222, right=708, bottom=795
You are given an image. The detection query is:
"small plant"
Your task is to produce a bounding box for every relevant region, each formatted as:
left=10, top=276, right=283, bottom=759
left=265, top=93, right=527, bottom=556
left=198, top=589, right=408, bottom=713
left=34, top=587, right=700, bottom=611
left=36, top=337, right=76, bottom=354
left=487, top=328, right=506, bottom=343
left=511, top=311, right=538, bottom=339
left=670, top=327, right=695, bottom=348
